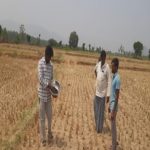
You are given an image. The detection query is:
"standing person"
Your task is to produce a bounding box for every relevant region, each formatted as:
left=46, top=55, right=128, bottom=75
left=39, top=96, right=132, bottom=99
left=38, top=45, right=54, bottom=146
left=94, top=50, right=111, bottom=133
left=109, top=58, right=121, bottom=150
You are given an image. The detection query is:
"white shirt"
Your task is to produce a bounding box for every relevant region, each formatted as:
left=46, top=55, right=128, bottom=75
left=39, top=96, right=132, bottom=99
left=95, top=61, right=111, bottom=98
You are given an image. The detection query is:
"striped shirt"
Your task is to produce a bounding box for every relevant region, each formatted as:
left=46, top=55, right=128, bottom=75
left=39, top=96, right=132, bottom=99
left=38, top=57, right=53, bottom=102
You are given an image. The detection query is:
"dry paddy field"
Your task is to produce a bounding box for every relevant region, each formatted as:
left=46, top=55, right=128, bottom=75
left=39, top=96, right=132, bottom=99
left=0, top=44, right=150, bottom=150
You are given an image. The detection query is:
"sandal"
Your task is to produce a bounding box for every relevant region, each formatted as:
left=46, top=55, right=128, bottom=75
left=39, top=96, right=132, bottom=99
left=42, top=140, right=46, bottom=147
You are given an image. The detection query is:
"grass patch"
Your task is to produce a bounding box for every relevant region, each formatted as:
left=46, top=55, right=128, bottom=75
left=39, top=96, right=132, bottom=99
left=0, top=100, right=38, bottom=150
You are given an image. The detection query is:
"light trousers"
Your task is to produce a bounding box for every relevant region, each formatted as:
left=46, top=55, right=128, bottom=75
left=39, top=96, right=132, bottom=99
left=39, top=99, right=52, bottom=141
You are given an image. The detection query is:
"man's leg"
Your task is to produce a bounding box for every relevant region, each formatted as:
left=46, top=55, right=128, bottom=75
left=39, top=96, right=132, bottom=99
left=97, top=97, right=105, bottom=133
left=94, top=96, right=101, bottom=132
left=39, top=99, right=46, bottom=142
left=94, top=96, right=98, bottom=126
left=111, top=114, right=117, bottom=150
left=45, top=100, right=52, bottom=140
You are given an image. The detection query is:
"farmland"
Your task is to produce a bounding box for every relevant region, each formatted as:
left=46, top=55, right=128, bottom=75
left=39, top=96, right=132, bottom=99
left=0, top=44, right=150, bottom=150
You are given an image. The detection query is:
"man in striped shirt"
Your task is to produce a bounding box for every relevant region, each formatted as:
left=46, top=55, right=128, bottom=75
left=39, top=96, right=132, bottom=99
left=38, top=45, right=54, bottom=146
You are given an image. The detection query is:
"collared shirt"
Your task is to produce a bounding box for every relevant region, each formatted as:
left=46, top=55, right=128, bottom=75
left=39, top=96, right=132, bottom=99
left=38, top=57, right=53, bottom=102
left=110, top=72, right=121, bottom=111
left=95, top=61, right=111, bottom=98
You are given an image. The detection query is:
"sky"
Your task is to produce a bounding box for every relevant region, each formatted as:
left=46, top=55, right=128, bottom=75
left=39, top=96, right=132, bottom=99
left=0, top=0, right=150, bottom=52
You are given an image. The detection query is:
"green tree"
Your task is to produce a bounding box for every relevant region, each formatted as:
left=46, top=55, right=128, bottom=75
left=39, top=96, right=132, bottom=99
left=82, top=43, right=85, bottom=51
left=36, top=34, right=41, bottom=46
left=118, top=45, right=125, bottom=55
left=89, top=44, right=91, bottom=51
left=92, top=47, right=95, bottom=51
left=48, top=38, right=58, bottom=47
left=20, top=24, right=25, bottom=43
left=149, top=49, right=150, bottom=60
left=26, top=34, right=31, bottom=44
left=0, top=25, right=2, bottom=36
left=96, top=46, right=101, bottom=53
left=15, top=34, right=20, bottom=44
left=96, top=47, right=99, bottom=52
left=38, top=34, right=41, bottom=45
left=59, top=41, right=62, bottom=47
left=69, top=31, right=79, bottom=48
left=0, top=25, right=2, bottom=42
left=2, top=28, right=8, bottom=42
left=133, top=41, right=143, bottom=57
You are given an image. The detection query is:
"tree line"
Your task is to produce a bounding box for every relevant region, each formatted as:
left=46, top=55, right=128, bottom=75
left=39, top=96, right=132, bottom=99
left=118, top=42, right=150, bottom=59
left=0, top=24, right=150, bottom=59
left=0, top=24, right=48, bottom=46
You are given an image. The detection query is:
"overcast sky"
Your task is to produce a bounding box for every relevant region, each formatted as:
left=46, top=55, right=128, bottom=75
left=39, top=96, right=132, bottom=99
left=0, top=0, right=150, bottom=52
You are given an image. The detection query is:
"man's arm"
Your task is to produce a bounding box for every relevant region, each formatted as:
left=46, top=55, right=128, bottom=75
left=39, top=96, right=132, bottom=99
left=38, top=62, right=49, bottom=89
left=51, top=65, right=53, bottom=80
left=47, top=64, right=54, bottom=89
left=112, top=89, right=120, bottom=112
left=94, top=63, right=98, bottom=78
left=95, top=70, right=97, bottom=77
left=106, top=66, right=111, bottom=103
left=110, top=77, right=121, bottom=120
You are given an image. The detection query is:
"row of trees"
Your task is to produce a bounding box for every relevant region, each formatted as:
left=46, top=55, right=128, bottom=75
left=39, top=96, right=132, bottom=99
left=0, top=24, right=48, bottom=46
left=48, top=31, right=100, bottom=52
left=68, top=31, right=104, bottom=52
left=118, top=42, right=150, bottom=59
left=0, top=25, right=8, bottom=42
left=17, top=25, right=46, bottom=45
left=0, top=24, right=150, bottom=59
left=68, top=31, right=150, bottom=59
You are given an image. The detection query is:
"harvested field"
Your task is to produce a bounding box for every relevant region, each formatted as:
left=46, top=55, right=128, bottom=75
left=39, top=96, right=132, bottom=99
left=0, top=44, right=150, bottom=150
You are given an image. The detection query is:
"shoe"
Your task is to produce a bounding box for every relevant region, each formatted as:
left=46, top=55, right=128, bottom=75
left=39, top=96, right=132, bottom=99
left=109, top=142, right=119, bottom=150
left=48, top=132, right=53, bottom=144
left=42, top=140, right=46, bottom=147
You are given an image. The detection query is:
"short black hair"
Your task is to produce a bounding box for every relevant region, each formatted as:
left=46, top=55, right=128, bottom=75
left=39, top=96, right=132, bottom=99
left=45, top=45, right=53, bottom=57
left=100, top=50, right=106, bottom=57
left=112, top=58, right=119, bottom=68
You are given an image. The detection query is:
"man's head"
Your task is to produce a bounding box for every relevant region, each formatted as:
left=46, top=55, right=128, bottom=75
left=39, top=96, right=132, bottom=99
left=100, top=50, right=106, bottom=64
left=45, top=45, right=53, bottom=64
left=111, top=58, right=119, bottom=73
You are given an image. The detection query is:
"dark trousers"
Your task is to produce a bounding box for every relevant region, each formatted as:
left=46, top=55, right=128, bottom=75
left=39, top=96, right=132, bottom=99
left=94, top=96, right=105, bottom=133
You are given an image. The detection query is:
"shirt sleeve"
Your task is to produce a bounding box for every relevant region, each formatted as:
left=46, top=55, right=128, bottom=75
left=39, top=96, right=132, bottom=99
left=116, top=77, right=121, bottom=90
left=51, top=64, right=53, bottom=80
left=38, top=61, right=48, bottom=89
left=106, top=65, right=112, bottom=97
left=94, top=63, right=99, bottom=72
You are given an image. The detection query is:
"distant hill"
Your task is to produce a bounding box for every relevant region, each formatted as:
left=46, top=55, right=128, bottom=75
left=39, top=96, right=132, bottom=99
left=0, top=20, right=64, bottom=41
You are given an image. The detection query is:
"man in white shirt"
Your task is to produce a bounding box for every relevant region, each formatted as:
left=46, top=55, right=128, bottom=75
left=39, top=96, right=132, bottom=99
left=94, top=50, right=111, bottom=133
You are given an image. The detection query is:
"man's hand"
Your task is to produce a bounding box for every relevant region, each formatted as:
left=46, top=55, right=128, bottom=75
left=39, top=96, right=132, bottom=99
left=46, top=81, right=52, bottom=90
left=110, top=111, right=116, bottom=121
left=95, top=70, right=97, bottom=78
left=108, top=106, right=110, bottom=113
left=46, top=85, right=50, bottom=91
left=47, top=84, right=51, bottom=89
left=106, top=96, right=109, bottom=103
left=52, top=95, right=58, bottom=99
